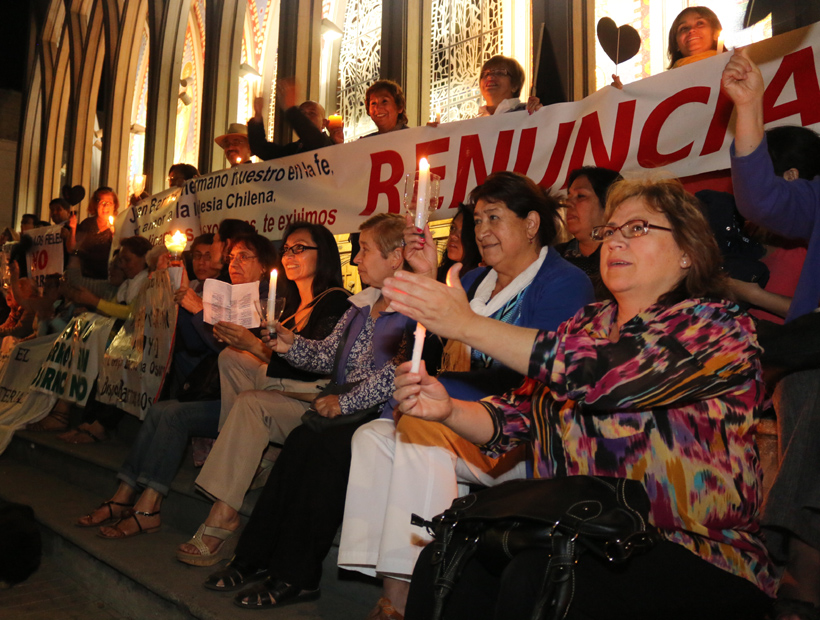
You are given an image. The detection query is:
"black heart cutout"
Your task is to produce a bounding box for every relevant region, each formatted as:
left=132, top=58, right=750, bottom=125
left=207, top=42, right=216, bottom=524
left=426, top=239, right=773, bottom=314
left=62, top=185, right=86, bottom=206
left=597, top=17, right=641, bottom=65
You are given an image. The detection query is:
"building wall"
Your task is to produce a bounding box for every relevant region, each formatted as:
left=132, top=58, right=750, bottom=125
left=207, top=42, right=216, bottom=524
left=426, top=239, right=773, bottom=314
left=0, top=90, right=21, bottom=228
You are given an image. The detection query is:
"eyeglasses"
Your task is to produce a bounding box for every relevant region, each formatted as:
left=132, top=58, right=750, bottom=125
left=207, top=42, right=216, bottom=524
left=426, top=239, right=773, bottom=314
left=191, top=252, right=212, bottom=261
left=281, top=244, right=319, bottom=256
left=227, top=252, right=258, bottom=264
left=590, top=220, right=673, bottom=241
left=480, top=69, right=510, bottom=80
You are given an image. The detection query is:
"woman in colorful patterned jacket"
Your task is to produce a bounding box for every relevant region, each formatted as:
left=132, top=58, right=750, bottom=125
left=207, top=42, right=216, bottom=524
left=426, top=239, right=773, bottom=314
left=384, top=177, right=775, bottom=619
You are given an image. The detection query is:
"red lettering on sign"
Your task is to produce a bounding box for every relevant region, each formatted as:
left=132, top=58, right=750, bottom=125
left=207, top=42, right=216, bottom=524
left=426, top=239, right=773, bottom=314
left=700, top=87, right=734, bottom=156
left=513, top=127, right=538, bottom=175
left=449, top=135, right=486, bottom=209
left=491, top=130, right=515, bottom=172
left=362, top=150, right=405, bottom=216
left=638, top=87, right=710, bottom=168
left=538, top=121, right=575, bottom=188
left=763, top=47, right=820, bottom=126
left=567, top=100, right=636, bottom=178
left=416, top=137, right=450, bottom=181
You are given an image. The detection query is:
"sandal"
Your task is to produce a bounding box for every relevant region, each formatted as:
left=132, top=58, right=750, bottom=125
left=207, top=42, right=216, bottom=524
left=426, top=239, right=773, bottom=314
left=97, top=510, right=161, bottom=539
left=774, top=597, right=820, bottom=620
left=366, top=597, right=405, bottom=620
left=233, top=576, right=320, bottom=609
left=177, top=523, right=241, bottom=567
left=62, top=427, right=105, bottom=444
left=76, top=500, right=134, bottom=528
left=203, top=560, right=269, bottom=592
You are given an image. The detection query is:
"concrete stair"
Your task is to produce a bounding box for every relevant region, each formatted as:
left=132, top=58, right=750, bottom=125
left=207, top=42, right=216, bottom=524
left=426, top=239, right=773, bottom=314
left=0, top=417, right=379, bottom=619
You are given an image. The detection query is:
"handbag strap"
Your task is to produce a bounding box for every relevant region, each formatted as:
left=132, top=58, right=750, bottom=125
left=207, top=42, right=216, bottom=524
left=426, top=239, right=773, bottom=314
left=281, top=287, right=348, bottom=332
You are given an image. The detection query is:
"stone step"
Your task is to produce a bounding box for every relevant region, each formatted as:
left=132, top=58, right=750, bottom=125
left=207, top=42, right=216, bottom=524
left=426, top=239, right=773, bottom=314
left=0, top=423, right=380, bottom=619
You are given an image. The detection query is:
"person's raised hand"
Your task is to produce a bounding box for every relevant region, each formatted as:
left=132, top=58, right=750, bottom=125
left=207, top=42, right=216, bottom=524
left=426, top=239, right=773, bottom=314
left=276, top=78, right=298, bottom=111
left=721, top=47, right=764, bottom=108
left=393, top=360, right=453, bottom=422
left=264, top=321, right=295, bottom=354
left=253, top=96, right=264, bottom=121
left=611, top=74, right=624, bottom=90
left=383, top=264, right=473, bottom=341
left=526, top=95, right=543, bottom=114
left=402, top=215, right=437, bottom=279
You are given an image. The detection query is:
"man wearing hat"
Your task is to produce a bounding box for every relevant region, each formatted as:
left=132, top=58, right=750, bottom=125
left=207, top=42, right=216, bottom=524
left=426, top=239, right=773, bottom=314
left=214, top=124, right=252, bottom=168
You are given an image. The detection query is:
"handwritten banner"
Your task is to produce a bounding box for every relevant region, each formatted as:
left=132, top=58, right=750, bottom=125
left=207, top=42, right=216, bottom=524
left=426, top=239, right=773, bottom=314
left=25, top=224, right=65, bottom=289
left=0, top=334, right=61, bottom=454
left=96, top=271, right=177, bottom=419
left=114, top=186, right=200, bottom=253
left=30, top=313, right=116, bottom=406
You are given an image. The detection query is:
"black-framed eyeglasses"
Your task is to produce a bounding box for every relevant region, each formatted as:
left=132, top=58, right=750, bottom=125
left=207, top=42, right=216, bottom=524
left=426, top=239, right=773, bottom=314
left=282, top=244, right=319, bottom=256
left=480, top=69, right=510, bottom=80
left=590, top=219, right=673, bottom=241
left=227, top=252, right=258, bottom=264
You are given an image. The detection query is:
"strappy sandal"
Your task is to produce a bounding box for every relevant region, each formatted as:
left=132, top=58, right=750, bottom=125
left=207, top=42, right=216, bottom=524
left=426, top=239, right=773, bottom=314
left=233, top=576, right=320, bottom=609
left=203, top=560, right=268, bottom=592
left=774, top=597, right=820, bottom=620
left=366, top=597, right=405, bottom=620
left=97, top=510, right=161, bottom=539
left=176, top=523, right=241, bottom=567
left=62, top=427, right=105, bottom=444
left=76, top=500, right=134, bottom=528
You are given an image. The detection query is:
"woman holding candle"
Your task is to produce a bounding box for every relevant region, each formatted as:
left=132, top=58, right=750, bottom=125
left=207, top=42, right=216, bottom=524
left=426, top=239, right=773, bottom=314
left=176, top=222, right=350, bottom=566
left=64, top=187, right=119, bottom=298
left=389, top=177, right=774, bottom=620
left=201, top=214, right=416, bottom=609
left=338, top=172, right=595, bottom=619
left=73, top=233, right=277, bottom=538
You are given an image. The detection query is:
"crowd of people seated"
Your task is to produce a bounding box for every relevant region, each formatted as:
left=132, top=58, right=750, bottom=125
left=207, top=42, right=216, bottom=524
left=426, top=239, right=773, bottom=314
left=6, top=9, right=820, bottom=619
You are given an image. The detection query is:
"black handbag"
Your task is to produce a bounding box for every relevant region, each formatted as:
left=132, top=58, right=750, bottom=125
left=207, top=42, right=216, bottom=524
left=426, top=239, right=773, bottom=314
left=300, top=379, right=381, bottom=432
left=413, top=475, right=660, bottom=620
left=300, top=311, right=383, bottom=433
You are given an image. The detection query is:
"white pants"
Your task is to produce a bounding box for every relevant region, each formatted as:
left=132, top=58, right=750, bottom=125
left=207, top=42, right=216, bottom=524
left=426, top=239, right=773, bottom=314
left=338, top=416, right=527, bottom=580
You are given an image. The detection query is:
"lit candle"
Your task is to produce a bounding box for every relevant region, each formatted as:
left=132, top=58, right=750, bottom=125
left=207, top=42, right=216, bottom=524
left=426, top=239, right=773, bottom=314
left=235, top=156, right=242, bottom=165
left=434, top=105, right=441, bottom=125
left=267, top=269, right=277, bottom=333
left=328, top=114, right=343, bottom=130
left=410, top=321, right=426, bottom=374
left=716, top=35, right=724, bottom=54
left=108, top=215, right=114, bottom=228
left=164, top=229, right=187, bottom=255
left=415, top=157, right=430, bottom=231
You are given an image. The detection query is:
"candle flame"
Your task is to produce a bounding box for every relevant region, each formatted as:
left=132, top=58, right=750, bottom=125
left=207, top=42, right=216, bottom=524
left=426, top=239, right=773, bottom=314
left=164, top=229, right=187, bottom=253
left=108, top=216, right=114, bottom=226
left=419, top=157, right=430, bottom=172
left=235, top=157, right=242, bottom=164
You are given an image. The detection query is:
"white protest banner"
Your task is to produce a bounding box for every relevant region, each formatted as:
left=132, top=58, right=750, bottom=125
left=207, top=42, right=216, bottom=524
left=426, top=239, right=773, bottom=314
left=0, top=333, right=61, bottom=454
left=114, top=186, right=200, bottom=252
left=169, top=23, right=820, bottom=240
left=25, top=224, right=64, bottom=289
left=96, top=270, right=177, bottom=419
left=30, top=313, right=117, bottom=405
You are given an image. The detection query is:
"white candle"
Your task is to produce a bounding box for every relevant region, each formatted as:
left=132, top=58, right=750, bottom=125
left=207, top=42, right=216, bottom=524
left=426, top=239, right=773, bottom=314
left=415, top=157, right=430, bottom=230
left=434, top=105, right=441, bottom=124
left=267, top=269, right=277, bottom=331
left=410, top=322, right=426, bottom=374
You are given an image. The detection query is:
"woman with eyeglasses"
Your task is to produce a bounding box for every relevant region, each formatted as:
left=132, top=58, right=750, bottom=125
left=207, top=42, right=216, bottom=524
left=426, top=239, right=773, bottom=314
left=477, top=56, right=541, bottom=117
left=74, top=233, right=279, bottom=540
left=386, top=178, right=775, bottom=619
left=176, top=222, right=351, bottom=566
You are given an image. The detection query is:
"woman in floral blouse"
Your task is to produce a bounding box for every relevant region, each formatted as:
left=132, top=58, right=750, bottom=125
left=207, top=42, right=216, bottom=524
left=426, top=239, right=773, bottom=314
left=203, top=213, right=413, bottom=610
left=385, top=178, right=775, bottom=619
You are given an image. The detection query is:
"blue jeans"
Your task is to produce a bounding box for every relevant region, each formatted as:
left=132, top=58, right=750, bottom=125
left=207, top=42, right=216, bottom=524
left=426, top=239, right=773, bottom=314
left=117, top=399, right=220, bottom=496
